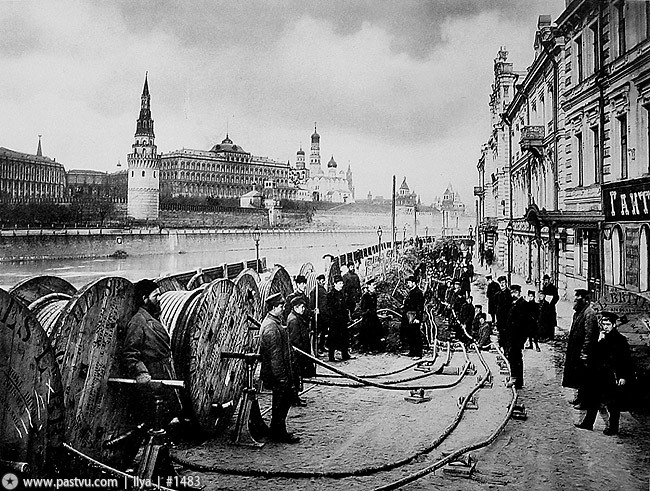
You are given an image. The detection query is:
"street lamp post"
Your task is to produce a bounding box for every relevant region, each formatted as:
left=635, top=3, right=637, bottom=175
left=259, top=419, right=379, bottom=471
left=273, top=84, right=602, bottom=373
left=425, top=226, right=429, bottom=242
left=377, top=226, right=383, bottom=277
left=506, top=221, right=514, bottom=286
left=468, top=224, right=474, bottom=255
left=252, top=226, right=261, bottom=273
left=402, top=224, right=407, bottom=254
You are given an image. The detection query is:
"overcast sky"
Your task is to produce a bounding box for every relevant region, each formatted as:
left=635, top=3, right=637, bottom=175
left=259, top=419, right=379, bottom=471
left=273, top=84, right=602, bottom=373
left=0, top=0, right=564, bottom=205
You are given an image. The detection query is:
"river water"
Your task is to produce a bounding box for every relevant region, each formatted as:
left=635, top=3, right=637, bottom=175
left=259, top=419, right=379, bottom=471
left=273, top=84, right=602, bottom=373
left=0, top=230, right=379, bottom=290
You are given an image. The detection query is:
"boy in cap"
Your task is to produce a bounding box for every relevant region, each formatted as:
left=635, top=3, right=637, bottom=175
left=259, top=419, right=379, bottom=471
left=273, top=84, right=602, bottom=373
left=525, top=289, right=541, bottom=351
left=259, top=293, right=300, bottom=443
left=283, top=275, right=310, bottom=323
left=287, top=296, right=314, bottom=405
left=575, top=311, right=634, bottom=435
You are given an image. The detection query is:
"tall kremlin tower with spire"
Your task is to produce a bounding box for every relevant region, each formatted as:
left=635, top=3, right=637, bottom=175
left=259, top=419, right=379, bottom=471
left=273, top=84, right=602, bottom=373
left=127, top=73, right=160, bottom=220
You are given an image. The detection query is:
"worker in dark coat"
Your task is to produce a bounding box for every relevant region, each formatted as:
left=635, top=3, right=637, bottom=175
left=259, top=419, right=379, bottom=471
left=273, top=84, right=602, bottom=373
left=504, top=285, right=528, bottom=389
left=457, top=295, right=475, bottom=343
left=525, top=290, right=541, bottom=351
left=402, top=276, right=425, bottom=358
left=342, top=262, right=362, bottom=317
left=459, top=265, right=472, bottom=297
left=259, top=293, right=300, bottom=443
left=122, top=279, right=179, bottom=427
left=575, top=312, right=635, bottom=435
left=309, top=274, right=329, bottom=354
left=327, top=276, right=350, bottom=362
left=539, top=273, right=559, bottom=340
left=562, top=288, right=599, bottom=408
left=486, top=275, right=500, bottom=323
left=287, top=296, right=314, bottom=406
left=358, top=278, right=382, bottom=352
left=474, top=313, right=493, bottom=350
left=494, top=276, right=512, bottom=349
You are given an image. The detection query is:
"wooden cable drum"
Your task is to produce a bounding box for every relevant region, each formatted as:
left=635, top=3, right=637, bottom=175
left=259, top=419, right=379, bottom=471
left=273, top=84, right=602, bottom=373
left=28, top=293, right=73, bottom=338
left=258, top=266, right=293, bottom=318
left=188, top=279, right=252, bottom=433
left=299, top=262, right=315, bottom=277
left=0, top=288, right=64, bottom=475
left=158, top=288, right=205, bottom=384
left=186, top=270, right=210, bottom=290
left=155, top=275, right=187, bottom=294
left=48, top=277, right=138, bottom=467
left=234, top=269, right=261, bottom=322
left=9, top=276, right=77, bottom=307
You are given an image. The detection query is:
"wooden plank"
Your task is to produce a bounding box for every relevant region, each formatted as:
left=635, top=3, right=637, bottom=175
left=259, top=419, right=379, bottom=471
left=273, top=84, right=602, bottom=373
left=0, top=288, right=64, bottom=475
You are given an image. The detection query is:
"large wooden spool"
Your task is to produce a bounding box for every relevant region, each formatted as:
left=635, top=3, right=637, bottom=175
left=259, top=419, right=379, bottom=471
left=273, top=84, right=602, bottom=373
left=28, top=293, right=72, bottom=337
left=155, top=275, right=187, bottom=294
left=48, top=277, right=138, bottom=466
left=234, top=269, right=262, bottom=352
left=299, top=262, right=315, bottom=277
left=188, top=279, right=253, bottom=433
left=158, top=288, right=205, bottom=381
left=9, top=276, right=77, bottom=307
left=0, top=288, right=64, bottom=475
left=259, top=266, right=293, bottom=318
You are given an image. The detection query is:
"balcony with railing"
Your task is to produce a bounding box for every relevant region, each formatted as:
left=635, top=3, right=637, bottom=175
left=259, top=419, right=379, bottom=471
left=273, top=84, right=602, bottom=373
left=520, top=126, right=545, bottom=156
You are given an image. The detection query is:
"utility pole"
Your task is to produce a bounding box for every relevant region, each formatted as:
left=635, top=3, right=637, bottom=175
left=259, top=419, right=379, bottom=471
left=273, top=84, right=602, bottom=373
left=391, top=175, right=396, bottom=253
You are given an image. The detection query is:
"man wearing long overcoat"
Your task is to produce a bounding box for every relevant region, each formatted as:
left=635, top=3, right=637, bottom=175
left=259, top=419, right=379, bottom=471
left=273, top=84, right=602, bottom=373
left=327, top=276, right=350, bottom=362
left=504, top=285, right=528, bottom=389
left=402, top=275, right=425, bottom=357
left=494, top=276, right=512, bottom=349
left=260, top=293, right=300, bottom=443
left=358, top=279, right=382, bottom=352
left=562, top=288, right=599, bottom=407
left=485, top=275, right=500, bottom=322
left=539, top=273, right=559, bottom=340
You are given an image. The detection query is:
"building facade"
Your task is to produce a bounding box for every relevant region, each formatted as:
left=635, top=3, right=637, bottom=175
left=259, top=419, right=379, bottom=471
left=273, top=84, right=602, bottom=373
left=0, top=138, right=66, bottom=203
left=127, top=74, right=160, bottom=220
left=160, top=136, right=295, bottom=201
left=478, top=1, right=650, bottom=301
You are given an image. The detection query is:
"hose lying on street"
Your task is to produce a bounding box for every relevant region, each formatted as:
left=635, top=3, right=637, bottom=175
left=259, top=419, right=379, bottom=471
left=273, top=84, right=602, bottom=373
left=170, top=347, right=495, bottom=479
left=371, top=342, right=518, bottom=491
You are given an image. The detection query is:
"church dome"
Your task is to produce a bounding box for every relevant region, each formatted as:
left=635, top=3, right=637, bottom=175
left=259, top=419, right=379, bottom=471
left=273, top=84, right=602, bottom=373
left=327, top=156, right=337, bottom=168
left=311, top=123, right=320, bottom=143
left=210, top=134, right=248, bottom=154
left=297, top=147, right=305, bottom=155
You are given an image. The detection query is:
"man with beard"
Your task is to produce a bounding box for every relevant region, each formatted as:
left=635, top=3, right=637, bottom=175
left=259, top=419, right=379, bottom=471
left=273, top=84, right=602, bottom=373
left=259, top=293, right=300, bottom=443
left=342, top=262, right=362, bottom=318
left=485, top=275, right=500, bottom=323
left=539, top=273, right=559, bottom=340
left=122, top=279, right=179, bottom=426
left=358, top=278, right=382, bottom=352
left=494, top=276, right=512, bottom=350
left=575, top=312, right=634, bottom=435
left=504, top=285, right=528, bottom=389
left=327, top=276, right=351, bottom=362
left=286, top=296, right=314, bottom=405
left=402, top=276, right=425, bottom=358
left=563, top=288, right=599, bottom=409
left=309, top=274, right=329, bottom=355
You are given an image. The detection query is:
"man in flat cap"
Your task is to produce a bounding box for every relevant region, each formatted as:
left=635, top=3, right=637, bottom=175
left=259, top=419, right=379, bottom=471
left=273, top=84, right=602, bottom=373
left=495, top=276, right=512, bottom=350
left=563, top=288, right=599, bottom=409
left=505, top=284, right=528, bottom=389
left=309, top=274, right=329, bottom=354
left=122, top=279, right=179, bottom=427
left=358, top=278, right=382, bottom=352
left=287, top=296, right=314, bottom=405
left=575, top=311, right=634, bottom=435
left=539, top=273, right=559, bottom=340
left=402, top=275, right=425, bottom=358
left=259, top=293, right=300, bottom=443
left=485, top=274, right=500, bottom=323
left=327, top=275, right=351, bottom=362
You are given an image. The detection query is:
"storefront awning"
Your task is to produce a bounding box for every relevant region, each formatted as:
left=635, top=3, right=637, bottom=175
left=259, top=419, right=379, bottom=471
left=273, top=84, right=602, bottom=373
left=524, top=203, right=604, bottom=229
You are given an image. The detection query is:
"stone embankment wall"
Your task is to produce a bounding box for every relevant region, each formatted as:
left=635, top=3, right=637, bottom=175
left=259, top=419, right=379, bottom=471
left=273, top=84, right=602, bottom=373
left=159, top=209, right=309, bottom=228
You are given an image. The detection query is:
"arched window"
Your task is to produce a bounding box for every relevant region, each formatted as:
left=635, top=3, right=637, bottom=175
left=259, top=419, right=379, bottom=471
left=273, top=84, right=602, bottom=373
left=142, top=170, right=145, bottom=177
left=641, top=226, right=649, bottom=292
left=612, top=226, right=623, bottom=286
